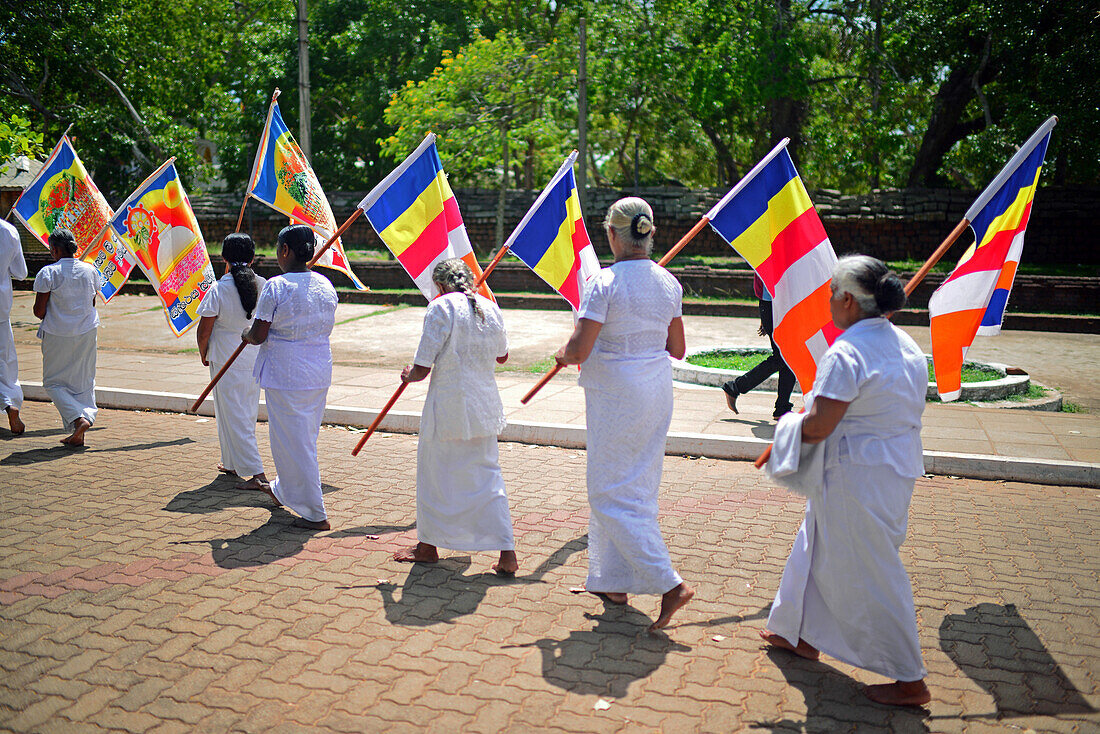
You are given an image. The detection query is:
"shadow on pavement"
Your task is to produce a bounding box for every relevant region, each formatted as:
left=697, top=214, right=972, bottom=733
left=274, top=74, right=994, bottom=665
left=164, top=478, right=348, bottom=569
left=940, top=602, right=1096, bottom=719
left=676, top=603, right=772, bottom=629
left=751, top=648, right=930, bottom=732
left=1, top=435, right=191, bottom=465
left=508, top=607, right=692, bottom=698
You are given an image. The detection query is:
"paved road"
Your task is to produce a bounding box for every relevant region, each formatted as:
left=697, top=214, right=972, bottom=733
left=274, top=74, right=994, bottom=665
left=1, top=402, right=1097, bottom=732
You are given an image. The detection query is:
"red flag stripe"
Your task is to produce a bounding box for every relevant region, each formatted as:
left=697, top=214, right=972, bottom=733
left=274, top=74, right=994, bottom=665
left=754, top=208, right=829, bottom=289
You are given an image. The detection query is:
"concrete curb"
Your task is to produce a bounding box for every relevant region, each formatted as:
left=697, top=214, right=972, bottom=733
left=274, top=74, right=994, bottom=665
left=19, top=383, right=1099, bottom=488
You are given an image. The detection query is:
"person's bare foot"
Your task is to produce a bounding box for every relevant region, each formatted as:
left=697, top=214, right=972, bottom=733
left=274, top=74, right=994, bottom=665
left=492, top=551, right=518, bottom=576
left=259, top=482, right=282, bottom=507
left=649, top=583, right=695, bottom=631
left=291, top=517, right=331, bottom=531
left=236, top=474, right=269, bottom=491
left=394, top=542, right=438, bottom=563
left=60, top=417, right=91, bottom=447
left=865, top=680, right=931, bottom=707
left=758, top=629, right=820, bottom=660
left=217, top=463, right=239, bottom=476
left=6, top=407, right=24, bottom=435
left=569, top=587, right=628, bottom=605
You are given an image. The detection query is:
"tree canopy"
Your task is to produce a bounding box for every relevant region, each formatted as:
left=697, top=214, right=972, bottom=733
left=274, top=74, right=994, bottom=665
left=1, top=0, right=1095, bottom=200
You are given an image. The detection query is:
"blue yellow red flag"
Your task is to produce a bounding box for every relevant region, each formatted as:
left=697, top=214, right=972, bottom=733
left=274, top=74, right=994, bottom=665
left=706, top=141, right=840, bottom=394
left=500, top=152, right=599, bottom=311
left=928, top=116, right=1056, bottom=401
left=246, top=90, right=365, bottom=289
left=11, top=135, right=137, bottom=301
left=358, top=133, right=490, bottom=300
left=99, top=158, right=215, bottom=336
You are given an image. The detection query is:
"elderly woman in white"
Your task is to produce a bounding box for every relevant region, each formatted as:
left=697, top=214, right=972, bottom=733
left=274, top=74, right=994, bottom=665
left=396, top=258, right=517, bottom=575
left=761, top=254, right=931, bottom=707
left=244, top=225, right=338, bottom=531
left=555, top=197, right=694, bottom=633
left=0, top=218, right=27, bottom=435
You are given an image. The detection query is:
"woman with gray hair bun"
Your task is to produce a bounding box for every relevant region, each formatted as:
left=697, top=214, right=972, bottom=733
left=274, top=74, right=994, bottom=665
left=396, top=258, right=517, bottom=575
left=760, top=254, right=931, bottom=706
left=555, top=196, right=694, bottom=632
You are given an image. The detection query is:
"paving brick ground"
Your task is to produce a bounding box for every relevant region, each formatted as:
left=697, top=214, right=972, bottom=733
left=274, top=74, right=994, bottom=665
left=1, top=401, right=1097, bottom=732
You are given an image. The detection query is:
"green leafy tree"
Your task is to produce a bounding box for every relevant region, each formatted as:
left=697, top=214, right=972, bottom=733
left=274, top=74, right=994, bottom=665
left=0, top=114, right=46, bottom=173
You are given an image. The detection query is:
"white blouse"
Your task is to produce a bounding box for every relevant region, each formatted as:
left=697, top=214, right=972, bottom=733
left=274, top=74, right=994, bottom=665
left=196, top=272, right=267, bottom=367
left=252, top=271, right=338, bottom=391
left=812, top=317, right=927, bottom=478
left=577, top=259, right=682, bottom=390
left=33, top=258, right=101, bottom=337
left=414, top=292, right=509, bottom=441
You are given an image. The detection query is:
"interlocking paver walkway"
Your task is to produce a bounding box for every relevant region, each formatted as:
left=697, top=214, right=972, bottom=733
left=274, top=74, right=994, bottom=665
left=2, top=401, right=1098, bottom=732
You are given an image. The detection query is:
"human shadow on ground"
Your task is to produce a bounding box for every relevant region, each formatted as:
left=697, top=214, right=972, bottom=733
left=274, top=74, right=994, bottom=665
left=1, top=435, right=191, bottom=465
left=1, top=426, right=89, bottom=440
left=165, top=477, right=352, bottom=569
left=674, top=603, right=772, bottom=630
left=360, top=535, right=591, bottom=628
left=750, top=648, right=930, bottom=732
left=505, top=605, right=692, bottom=698
left=939, top=602, right=1096, bottom=720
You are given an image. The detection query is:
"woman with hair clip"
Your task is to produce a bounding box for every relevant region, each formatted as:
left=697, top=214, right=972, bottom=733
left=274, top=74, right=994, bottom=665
left=196, top=233, right=268, bottom=490
left=760, top=254, right=931, bottom=706
left=395, top=258, right=517, bottom=575
left=554, top=197, right=694, bottom=633
left=243, top=224, right=338, bottom=530
left=32, top=228, right=101, bottom=447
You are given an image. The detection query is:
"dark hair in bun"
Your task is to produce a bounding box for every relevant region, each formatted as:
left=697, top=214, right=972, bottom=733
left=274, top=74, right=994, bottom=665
left=222, top=233, right=259, bottom=318
left=48, top=228, right=79, bottom=255
left=278, top=224, right=316, bottom=263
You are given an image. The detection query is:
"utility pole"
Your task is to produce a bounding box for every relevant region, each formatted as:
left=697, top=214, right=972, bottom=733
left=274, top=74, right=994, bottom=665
left=296, top=0, right=312, bottom=159
left=577, top=17, right=587, bottom=209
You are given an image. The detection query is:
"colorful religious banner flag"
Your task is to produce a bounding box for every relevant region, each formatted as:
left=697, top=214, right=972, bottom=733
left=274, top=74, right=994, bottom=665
left=928, top=116, right=1056, bottom=401
left=358, top=133, right=491, bottom=301
left=500, top=151, right=599, bottom=311
left=246, top=89, right=366, bottom=289
left=99, top=158, right=215, bottom=336
left=11, top=135, right=137, bottom=301
left=706, top=140, right=841, bottom=393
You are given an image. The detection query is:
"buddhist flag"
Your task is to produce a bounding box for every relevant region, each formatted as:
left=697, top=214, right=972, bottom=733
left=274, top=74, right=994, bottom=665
left=706, top=140, right=840, bottom=393
left=11, top=134, right=137, bottom=301
left=501, top=151, right=599, bottom=310
left=928, top=116, right=1056, bottom=401
left=246, top=90, right=366, bottom=289
left=99, top=159, right=215, bottom=336
left=358, top=133, right=491, bottom=301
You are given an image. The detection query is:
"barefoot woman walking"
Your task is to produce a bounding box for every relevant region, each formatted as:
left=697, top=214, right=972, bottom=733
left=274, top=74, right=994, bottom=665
left=555, top=197, right=693, bottom=632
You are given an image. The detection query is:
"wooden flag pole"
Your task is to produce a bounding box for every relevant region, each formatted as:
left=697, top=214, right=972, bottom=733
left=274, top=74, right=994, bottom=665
left=234, top=195, right=249, bottom=233
left=309, top=207, right=363, bottom=268
left=474, top=245, right=512, bottom=288
left=190, top=340, right=247, bottom=413
left=521, top=363, right=564, bottom=405
left=521, top=216, right=712, bottom=404
left=657, top=216, right=710, bottom=267
left=753, top=216, right=974, bottom=469
left=352, top=381, right=408, bottom=456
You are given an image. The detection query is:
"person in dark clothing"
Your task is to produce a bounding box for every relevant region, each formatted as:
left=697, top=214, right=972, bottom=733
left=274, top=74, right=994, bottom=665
left=721, top=273, right=795, bottom=420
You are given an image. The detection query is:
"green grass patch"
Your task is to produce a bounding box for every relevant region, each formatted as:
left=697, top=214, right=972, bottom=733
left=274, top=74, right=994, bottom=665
left=335, top=303, right=410, bottom=325
left=1061, top=400, right=1084, bottom=413
left=686, top=350, right=770, bottom=371
left=932, top=364, right=1003, bottom=383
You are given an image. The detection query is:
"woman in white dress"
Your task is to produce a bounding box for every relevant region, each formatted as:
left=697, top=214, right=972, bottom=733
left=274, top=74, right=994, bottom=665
left=760, top=255, right=931, bottom=707
left=196, top=233, right=268, bottom=490
left=243, top=225, right=338, bottom=530
left=32, top=229, right=100, bottom=447
left=0, top=218, right=28, bottom=435
left=395, top=259, right=517, bottom=574
left=555, top=197, right=694, bottom=632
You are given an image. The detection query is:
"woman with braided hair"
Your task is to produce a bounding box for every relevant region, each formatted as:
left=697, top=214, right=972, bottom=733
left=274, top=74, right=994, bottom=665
left=196, top=233, right=268, bottom=490
left=243, top=224, right=338, bottom=530
left=395, top=258, right=517, bottom=575
left=554, top=197, right=694, bottom=632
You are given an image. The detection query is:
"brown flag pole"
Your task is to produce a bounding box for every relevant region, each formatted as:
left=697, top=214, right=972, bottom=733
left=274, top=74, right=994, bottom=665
left=752, top=216, right=973, bottom=469
left=190, top=340, right=248, bottom=413
left=474, top=245, right=511, bottom=289
left=519, top=215, right=713, bottom=405
left=309, top=208, right=363, bottom=269
left=352, top=381, right=409, bottom=455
